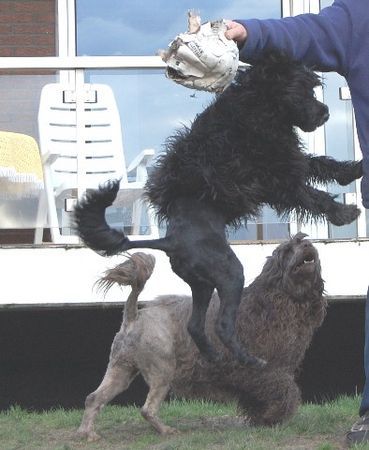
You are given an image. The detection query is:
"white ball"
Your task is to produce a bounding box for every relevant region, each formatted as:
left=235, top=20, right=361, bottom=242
left=162, top=19, right=239, bottom=93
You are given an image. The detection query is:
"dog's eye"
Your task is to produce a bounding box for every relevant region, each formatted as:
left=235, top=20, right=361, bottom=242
left=310, top=89, right=317, bottom=99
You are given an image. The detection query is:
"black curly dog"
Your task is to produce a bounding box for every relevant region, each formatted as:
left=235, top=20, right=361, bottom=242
left=75, top=51, right=362, bottom=368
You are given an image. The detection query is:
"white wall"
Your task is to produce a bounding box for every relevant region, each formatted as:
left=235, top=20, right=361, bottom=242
left=0, top=239, right=368, bottom=306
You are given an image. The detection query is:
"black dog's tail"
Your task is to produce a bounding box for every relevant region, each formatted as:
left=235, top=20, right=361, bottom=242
left=74, top=179, right=172, bottom=256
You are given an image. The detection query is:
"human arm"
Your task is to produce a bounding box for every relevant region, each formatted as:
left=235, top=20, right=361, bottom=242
left=226, top=0, right=353, bottom=76
left=224, top=20, right=248, bottom=47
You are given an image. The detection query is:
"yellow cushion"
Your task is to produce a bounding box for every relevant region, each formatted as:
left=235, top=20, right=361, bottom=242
left=0, top=131, right=44, bottom=199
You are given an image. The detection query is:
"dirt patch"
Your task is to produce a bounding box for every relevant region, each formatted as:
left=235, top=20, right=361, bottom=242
left=22, top=417, right=350, bottom=450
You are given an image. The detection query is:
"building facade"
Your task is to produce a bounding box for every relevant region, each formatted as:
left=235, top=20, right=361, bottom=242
left=0, top=0, right=366, bottom=411
left=0, top=0, right=367, bottom=306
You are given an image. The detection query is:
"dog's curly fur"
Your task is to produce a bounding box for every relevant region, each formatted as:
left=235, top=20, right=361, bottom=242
left=74, top=51, right=361, bottom=367
left=77, top=234, right=327, bottom=441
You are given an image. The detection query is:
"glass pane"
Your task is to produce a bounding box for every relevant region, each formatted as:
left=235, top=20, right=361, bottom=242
left=320, top=0, right=333, bottom=9
left=0, top=70, right=160, bottom=242
left=0, top=1, right=57, bottom=243
left=78, top=1, right=284, bottom=241
left=77, top=0, right=281, bottom=56
left=85, top=67, right=294, bottom=241
left=0, top=71, right=57, bottom=242
left=86, top=69, right=213, bottom=162
left=322, top=69, right=357, bottom=240
left=85, top=69, right=214, bottom=235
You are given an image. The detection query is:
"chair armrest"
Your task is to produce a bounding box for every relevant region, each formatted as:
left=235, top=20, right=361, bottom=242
left=42, top=152, right=59, bottom=165
left=127, top=148, right=155, bottom=172
left=127, top=148, right=155, bottom=182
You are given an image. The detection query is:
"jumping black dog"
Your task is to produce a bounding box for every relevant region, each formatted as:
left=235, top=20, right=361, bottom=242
left=75, top=51, right=361, bottom=368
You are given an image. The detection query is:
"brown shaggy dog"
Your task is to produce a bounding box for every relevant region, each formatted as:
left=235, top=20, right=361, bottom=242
left=78, top=233, right=326, bottom=441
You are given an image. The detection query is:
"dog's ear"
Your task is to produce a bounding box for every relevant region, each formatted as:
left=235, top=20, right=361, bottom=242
left=249, top=50, right=319, bottom=82
left=292, top=232, right=309, bottom=242
left=252, top=50, right=295, bottom=74
left=256, top=49, right=293, bottom=66
left=237, top=50, right=295, bottom=92
left=233, top=50, right=298, bottom=89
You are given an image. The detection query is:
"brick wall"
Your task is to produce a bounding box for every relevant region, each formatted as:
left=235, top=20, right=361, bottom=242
left=0, top=0, right=56, bottom=57
left=0, top=0, right=57, bottom=138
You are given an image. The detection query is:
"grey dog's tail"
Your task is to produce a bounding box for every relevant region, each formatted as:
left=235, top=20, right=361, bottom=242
left=74, top=179, right=172, bottom=257
left=95, top=252, right=156, bottom=326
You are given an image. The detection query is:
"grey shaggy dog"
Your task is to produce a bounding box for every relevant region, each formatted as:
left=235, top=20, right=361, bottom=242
left=77, top=233, right=326, bottom=441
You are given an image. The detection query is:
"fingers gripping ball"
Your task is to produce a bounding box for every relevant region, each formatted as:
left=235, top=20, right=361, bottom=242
left=160, top=11, right=239, bottom=93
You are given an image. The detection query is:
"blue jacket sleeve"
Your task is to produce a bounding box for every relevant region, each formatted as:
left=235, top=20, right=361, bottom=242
left=236, top=0, right=353, bottom=76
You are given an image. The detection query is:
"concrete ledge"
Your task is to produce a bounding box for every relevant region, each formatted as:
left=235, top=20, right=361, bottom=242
left=0, top=295, right=366, bottom=311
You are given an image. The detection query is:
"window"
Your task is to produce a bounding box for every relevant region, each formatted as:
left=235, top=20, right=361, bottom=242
left=76, top=0, right=283, bottom=240
left=0, top=1, right=57, bottom=243
left=2, top=0, right=363, bottom=244
left=77, top=1, right=281, bottom=56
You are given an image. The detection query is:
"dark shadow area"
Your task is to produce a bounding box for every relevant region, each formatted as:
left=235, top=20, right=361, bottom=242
left=0, top=301, right=365, bottom=411
left=0, top=307, right=148, bottom=411
left=298, top=301, right=365, bottom=403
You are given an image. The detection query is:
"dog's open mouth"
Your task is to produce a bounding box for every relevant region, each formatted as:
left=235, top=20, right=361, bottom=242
left=294, top=248, right=317, bottom=273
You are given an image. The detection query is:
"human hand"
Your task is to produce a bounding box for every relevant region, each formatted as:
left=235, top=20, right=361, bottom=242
left=224, top=20, right=248, bottom=46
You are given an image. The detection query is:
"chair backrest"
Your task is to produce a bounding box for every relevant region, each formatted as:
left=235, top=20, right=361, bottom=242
left=38, top=83, right=128, bottom=190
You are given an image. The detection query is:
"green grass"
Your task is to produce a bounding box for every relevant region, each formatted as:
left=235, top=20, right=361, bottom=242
left=1, top=396, right=369, bottom=449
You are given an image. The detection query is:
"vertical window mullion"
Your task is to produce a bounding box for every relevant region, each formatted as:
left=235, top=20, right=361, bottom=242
left=59, top=0, right=76, bottom=56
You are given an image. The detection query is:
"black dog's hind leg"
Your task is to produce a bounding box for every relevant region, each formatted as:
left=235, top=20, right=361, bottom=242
left=188, top=267, right=265, bottom=368
left=306, top=155, right=362, bottom=186
left=172, top=243, right=265, bottom=367
left=214, top=250, right=266, bottom=369
left=167, top=199, right=265, bottom=367
left=188, top=282, right=219, bottom=362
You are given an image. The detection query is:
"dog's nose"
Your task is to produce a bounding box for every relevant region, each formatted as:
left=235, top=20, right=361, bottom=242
left=322, top=111, right=330, bottom=123
left=320, top=104, right=330, bottom=124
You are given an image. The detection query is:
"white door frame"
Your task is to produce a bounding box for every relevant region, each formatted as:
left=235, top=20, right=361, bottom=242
left=286, top=0, right=365, bottom=238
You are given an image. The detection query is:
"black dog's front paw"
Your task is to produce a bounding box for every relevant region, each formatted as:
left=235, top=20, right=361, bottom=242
left=328, top=204, right=360, bottom=226
left=335, top=161, right=363, bottom=185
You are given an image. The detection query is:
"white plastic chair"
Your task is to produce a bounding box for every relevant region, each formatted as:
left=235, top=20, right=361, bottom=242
left=34, top=82, right=158, bottom=244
